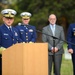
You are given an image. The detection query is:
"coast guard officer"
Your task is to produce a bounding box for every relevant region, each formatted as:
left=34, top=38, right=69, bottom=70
left=0, top=9, right=22, bottom=48
left=16, top=12, right=37, bottom=43
left=67, top=23, right=75, bottom=75
left=0, top=9, right=22, bottom=75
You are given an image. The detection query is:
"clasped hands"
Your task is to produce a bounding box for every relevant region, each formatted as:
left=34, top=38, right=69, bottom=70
left=51, top=47, right=58, bottom=53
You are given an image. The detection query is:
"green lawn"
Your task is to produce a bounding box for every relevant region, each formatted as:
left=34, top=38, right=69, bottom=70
left=51, top=56, right=73, bottom=75
left=61, top=55, right=73, bottom=75
left=61, top=43, right=73, bottom=75
left=51, top=43, right=73, bottom=75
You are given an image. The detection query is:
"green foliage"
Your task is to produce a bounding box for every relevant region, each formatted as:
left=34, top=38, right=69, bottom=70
left=1, top=0, right=75, bottom=27
left=14, top=0, right=75, bottom=26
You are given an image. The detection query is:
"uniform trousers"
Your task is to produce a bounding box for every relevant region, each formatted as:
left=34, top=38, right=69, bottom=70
left=72, top=54, right=75, bottom=75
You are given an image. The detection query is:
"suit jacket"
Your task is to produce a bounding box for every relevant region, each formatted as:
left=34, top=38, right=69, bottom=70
left=16, top=24, right=37, bottom=42
left=0, top=24, right=22, bottom=48
left=67, top=23, right=75, bottom=54
left=42, top=25, right=65, bottom=55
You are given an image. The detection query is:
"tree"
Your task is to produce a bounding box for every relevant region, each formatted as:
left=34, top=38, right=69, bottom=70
left=8, top=0, right=75, bottom=27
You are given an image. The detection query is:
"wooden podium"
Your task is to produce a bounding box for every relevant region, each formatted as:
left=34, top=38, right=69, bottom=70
left=2, top=43, right=48, bottom=75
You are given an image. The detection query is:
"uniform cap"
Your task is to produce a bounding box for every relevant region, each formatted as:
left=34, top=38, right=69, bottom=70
left=20, top=12, right=31, bottom=19
left=1, top=9, right=17, bottom=18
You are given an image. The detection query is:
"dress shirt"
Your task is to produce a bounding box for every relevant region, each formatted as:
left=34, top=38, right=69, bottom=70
left=50, top=24, right=55, bottom=36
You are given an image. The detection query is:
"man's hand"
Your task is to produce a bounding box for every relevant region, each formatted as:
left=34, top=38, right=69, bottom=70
left=29, top=41, right=34, bottom=43
left=51, top=47, right=58, bottom=53
left=0, top=47, right=6, bottom=54
left=68, top=49, right=73, bottom=54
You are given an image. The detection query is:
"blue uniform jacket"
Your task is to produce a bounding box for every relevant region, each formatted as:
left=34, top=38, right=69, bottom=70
left=0, top=24, right=22, bottom=48
left=67, top=23, right=75, bottom=53
left=16, top=24, right=37, bottom=43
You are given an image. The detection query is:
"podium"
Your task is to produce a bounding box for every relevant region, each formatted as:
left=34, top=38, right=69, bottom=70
left=2, top=43, right=48, bottom=75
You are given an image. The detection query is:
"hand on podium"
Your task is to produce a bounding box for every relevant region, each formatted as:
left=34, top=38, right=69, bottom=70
left=22, top=42, right=34, bottom=43
left=29, top=41, right=34, bottom=43
left=0, top=47, right=6, bottom=54
left=23, top=42, right=25, bottom=43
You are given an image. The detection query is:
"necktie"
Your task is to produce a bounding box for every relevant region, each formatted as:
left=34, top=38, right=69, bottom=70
left=9, top=27, right=13, bottom=36
left=25, top=25, right=29, bottom=28
left=9, top=27, right=12, bottom=32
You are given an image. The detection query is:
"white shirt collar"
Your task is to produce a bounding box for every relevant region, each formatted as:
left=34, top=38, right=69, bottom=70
left=50, top=24, right=56, bottom=27
left=5, top=24, right=12, bottom=29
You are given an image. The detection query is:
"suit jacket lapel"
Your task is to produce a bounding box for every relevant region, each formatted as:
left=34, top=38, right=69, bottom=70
left=47, top=25, right=59, bottom=36
left=55, top=25, right=59, bottom=37
left=47, top=25, right=53, bottom=36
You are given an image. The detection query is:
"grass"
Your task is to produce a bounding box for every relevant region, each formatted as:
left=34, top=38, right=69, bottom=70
left=61, top=43, right=73, bottom=75
left=61, top=55, right=73, bottom=75
left=51, top=43, right=73, bottom=75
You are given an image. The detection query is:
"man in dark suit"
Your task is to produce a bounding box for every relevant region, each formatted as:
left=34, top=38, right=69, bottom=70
left=67, top=23, right=75, bottom=75
left=42, top=14, right=65, bottom=75
left=16, top=12, right=37, bottom=43
left=0, top=9, right=22, bottom=75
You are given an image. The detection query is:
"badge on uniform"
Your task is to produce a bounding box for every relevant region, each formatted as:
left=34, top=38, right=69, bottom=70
left=14, top=31, right=18, bottom=36
left=29, top=29, right=33, bottom=32
left=20, top=29, right=24, bottom=31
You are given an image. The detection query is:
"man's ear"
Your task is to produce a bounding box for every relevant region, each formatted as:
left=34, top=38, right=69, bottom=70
left=3, top=17, right=5, bottom=22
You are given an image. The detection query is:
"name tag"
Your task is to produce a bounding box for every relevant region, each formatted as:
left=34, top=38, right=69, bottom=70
left=20, top=30, right=24, bottom=31
left=3, top=33, right=8, bottom=35
left=29, top=29, right=33, bottom=32
left=73, top=28, right=75, bottom=30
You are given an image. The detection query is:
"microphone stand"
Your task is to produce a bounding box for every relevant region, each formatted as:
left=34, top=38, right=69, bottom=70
left=37, top=30, right=59, bottom=75
left=53, top=37, right=55, bottom=53
left=36, top=29, right=75, bottom=75
left=36, top=29, right=75, bottom=46
left=53, top=38, right=56, bottom=75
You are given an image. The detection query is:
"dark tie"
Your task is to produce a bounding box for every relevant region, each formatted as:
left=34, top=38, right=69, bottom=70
left=9, top=27, right=13, bottom=36
left=9, top=27, right=12, bottom=32
left=25, top=25, right=29, bottom=28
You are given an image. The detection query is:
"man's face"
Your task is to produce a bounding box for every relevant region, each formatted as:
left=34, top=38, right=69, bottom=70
left=3, top=17, right=14, bottom=26
left=48, top=14, right=56, bottom=25
left=22, top=18, right=30, bottom=25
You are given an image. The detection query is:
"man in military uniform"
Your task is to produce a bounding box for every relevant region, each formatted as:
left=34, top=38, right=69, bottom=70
left=67, top=23, right=75, bottom=75
left=0, top=9, right=22, bottom=75
left=16, top=12, right=37, bottom=43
